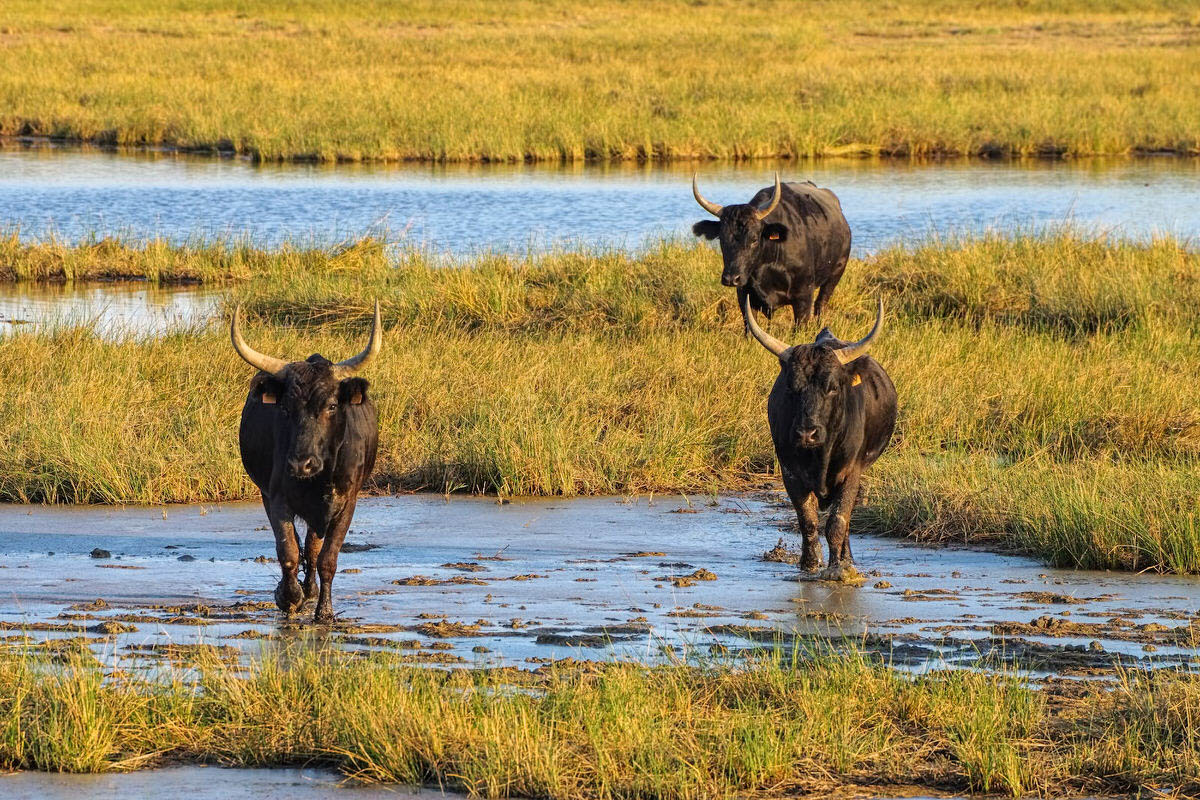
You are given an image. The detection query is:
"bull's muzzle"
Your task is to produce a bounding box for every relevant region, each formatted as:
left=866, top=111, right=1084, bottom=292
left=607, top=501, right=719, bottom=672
left=795, top=425, right=825, bottom=449
left=721, top=272, right=745, bottom=287
left=288, top=456, right=323, bottom=479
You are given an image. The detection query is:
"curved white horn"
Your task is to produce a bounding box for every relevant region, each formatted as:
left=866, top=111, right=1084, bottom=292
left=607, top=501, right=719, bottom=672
left=834, top=297, right=884, bottom=365
left=231, top=305, right=289, bottom=377
left=692, top=173, right=723, bottom=217
left=740, top=291, right=791, bottom=359
left=753, top=172, right=782, bottom=220
left=331, top=301, right=383, bottom=379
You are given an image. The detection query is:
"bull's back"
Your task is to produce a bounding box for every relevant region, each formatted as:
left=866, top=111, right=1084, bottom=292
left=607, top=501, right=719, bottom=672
left=753, top=182, right=851, bottom=274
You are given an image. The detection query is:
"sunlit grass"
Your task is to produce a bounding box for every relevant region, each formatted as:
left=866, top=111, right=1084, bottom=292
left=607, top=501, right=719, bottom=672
left=1, top=644, right=1197, bottom=797
left=0, top=1, right=1198, bottom=161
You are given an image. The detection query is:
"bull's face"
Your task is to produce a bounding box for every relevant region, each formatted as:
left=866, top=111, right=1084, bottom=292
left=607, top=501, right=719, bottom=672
left=693, top=206, right=789, bottom=287
left=691, top=173, right=785, bottom=288
left=255, top=358, right=370, bottom=479
left=231, top=301, right=382, bottom=480
left=782, top=347, right=851, bottom=449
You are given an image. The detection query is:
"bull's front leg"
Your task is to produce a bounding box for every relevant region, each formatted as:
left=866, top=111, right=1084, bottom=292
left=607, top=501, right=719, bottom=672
left=302, top=525, right=325, bottom=601
left=819, top=471, right=861, bottom=583
left=781, top=468, right=823, bottom=571
left=266, top=502, right=305, bottom=615
left=313, top=497, right=359, bottom=624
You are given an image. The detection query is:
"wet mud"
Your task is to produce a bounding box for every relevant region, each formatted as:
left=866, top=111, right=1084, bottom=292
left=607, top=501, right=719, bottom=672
left=0, top=493, right=1197, bottom=680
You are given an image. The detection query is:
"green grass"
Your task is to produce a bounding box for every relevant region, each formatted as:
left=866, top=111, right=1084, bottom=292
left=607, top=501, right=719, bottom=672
left=1, top=232, right=1198, bottom=572
left=1, top=644, right=1197, bottom=797
left=1, top=1, right=1200, bottom=161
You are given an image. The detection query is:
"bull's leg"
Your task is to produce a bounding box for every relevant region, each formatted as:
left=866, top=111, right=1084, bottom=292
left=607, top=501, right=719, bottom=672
left=781, top=468, right=823, bottom=571
left=266, top=502, right=305, bottom=615
left=819, top=471, right=861, bottom=582
left=313, top=499, right=358, bottom=624
left=791, top=285, right=815, bottom=328
left=814, top=276, right=840, bottom=319
left=302, top=525, right=325, bottom=601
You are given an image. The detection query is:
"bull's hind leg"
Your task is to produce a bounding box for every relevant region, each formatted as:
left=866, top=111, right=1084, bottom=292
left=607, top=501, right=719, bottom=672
left=302, top=525, right=325, bottom=602
left=266, top=502, right=305, bottom=615
left=813, top=272, right=843, bottom=320
left=819, top=472, right=862, bottom=583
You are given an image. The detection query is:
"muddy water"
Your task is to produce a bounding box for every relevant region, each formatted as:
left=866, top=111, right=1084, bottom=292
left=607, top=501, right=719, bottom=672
left=1, top=494, right=1196, bottom=677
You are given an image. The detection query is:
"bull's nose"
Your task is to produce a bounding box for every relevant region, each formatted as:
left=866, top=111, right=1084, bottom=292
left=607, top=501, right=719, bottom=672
left=288, top=457, right=322, bottom=478
left=721, top=274, right=743, bottom=287
left=797, top=427, right=822, bottom=447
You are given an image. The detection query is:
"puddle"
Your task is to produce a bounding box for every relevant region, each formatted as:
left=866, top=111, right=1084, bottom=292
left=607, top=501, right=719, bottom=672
left=0, top=494, right=1196, bottom=678
left=0, top=766, right=441, bottom=799
left=0, top=281, right=218, bottom=336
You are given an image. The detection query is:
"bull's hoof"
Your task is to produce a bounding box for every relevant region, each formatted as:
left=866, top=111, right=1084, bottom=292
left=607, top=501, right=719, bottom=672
left=818, top=563, right=865, bottom=585
left=313, top=605, right=335, bottom=625
left=800, top=553, right=825, bottom=572
left=274, top=580, right=306, bottom=615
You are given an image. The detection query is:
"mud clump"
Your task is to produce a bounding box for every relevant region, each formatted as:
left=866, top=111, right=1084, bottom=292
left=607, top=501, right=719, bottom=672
left=535, top=633, right=611, bottom=648
left=415, top=620, right=483, bottom=638
left=762, top=537, right=803, bottom=565
left=86, top=621, right=138, bottom=635
left=874, top=580, right=893, bottom=589
left=622, top=552, right=667, bottom=558
left=442, top=562, right=487, bottom=572
left=341, top=543, right=380, bottom=553
left=655, top=568, right=718, bottom=588
left=90, top=548, right=111, bottom=559
left=392, top=575, right=487, bottom=586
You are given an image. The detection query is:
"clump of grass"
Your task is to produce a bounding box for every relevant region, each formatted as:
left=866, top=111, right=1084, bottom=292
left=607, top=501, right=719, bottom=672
left=2, top=644, right=1198, bottom=797
left=0, top=2, right=1199, bottom=161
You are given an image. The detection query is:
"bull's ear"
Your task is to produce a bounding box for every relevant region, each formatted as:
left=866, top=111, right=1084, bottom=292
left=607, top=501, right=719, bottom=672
left=253, top=376, right=284, bottom=405
left=338, top=377, right=369, bottom=406
left=692, top=220, right=720, bottom=240
left=763, top=223, right=788, bottom=242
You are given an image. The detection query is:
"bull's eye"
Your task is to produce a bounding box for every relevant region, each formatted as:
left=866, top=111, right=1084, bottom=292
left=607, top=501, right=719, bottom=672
left=327, top=403, right=338, bottom=413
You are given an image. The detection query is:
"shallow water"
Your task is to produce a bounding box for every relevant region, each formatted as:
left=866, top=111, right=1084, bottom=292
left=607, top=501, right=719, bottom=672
left=0, top=767, right=439, bottom=799
left=0, top=494, right=1196, bottom=676
left=0, top=281, right=218, bottom=335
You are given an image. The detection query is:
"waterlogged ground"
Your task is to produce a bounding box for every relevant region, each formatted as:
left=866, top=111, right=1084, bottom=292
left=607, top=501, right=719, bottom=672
left=1, top=494, right=1197, bottom=679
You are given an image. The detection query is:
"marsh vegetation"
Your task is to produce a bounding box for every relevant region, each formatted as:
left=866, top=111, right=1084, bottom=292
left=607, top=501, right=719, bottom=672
left=1, top=232, right=1197, bottom=572
left=1, top=1, right=1199, bottom=161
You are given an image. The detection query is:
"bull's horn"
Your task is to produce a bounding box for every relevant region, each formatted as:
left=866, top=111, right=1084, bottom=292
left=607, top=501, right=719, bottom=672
left=331, top=301, right=383, bottom=379
left=753, top=172, right=782, bottom=220
left=741, top=290, right=791, bottom=360
left=834, top=297, right=884, bottom=365
left=231, top=305, right=289, bottom=377
left=692, top=173, right=723, bottom=217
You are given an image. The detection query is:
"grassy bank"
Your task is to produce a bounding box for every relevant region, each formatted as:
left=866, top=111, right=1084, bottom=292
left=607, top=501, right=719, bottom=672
left=2, top=1, right=1200, bottom=161
left=2, top=232, right=1198, bottom=572
left=2, top=646, right=1198, bottom=797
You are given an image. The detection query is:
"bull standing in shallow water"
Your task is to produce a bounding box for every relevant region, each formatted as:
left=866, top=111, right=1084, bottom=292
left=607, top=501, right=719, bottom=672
left=231, top=303, right=382, bottom=623
left=693, top=173, right=851, bottom=326
left=742, top=293, right=897, bottom=581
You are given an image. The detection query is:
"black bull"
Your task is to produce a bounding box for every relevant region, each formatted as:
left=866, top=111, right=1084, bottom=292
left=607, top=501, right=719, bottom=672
left=742, top=293, right=897, bottom=581
left=693, top=174, right=851, bottom=325
left=232, top=304, right=381, bottom=623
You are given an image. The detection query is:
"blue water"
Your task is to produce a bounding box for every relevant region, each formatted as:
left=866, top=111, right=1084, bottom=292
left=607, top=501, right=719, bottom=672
left=2, top=147, right=1198, bottom=256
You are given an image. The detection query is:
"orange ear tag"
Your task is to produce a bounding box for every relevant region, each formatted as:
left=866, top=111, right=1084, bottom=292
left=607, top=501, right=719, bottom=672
left=851, top=374, right=862, bottom=387
left=768, top=233, right=780, bottom=240
left=261, top=392, right=277, bottom=404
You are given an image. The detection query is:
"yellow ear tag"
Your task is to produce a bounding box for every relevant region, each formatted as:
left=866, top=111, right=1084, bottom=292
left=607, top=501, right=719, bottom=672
left=851, top=374, right=862, bottom=387
left=767, top=233, right=780, bottom=240
left=261, top=392, right=277, bottom=404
